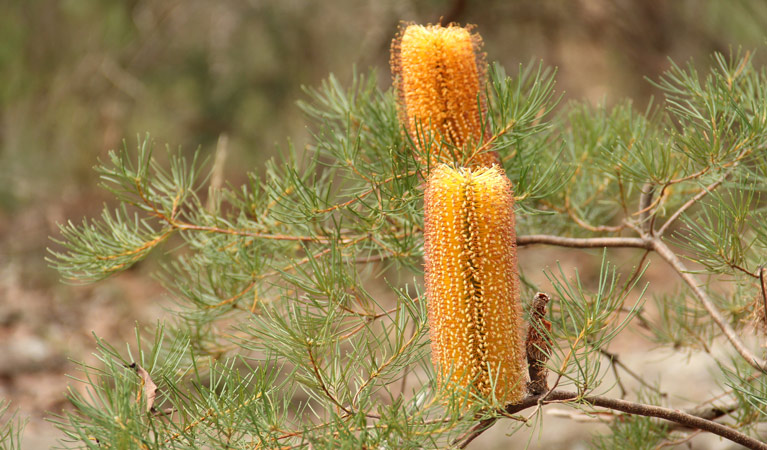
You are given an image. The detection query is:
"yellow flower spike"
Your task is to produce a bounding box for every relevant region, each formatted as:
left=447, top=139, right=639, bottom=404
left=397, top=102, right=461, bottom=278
left=391, top=24, right=499, bottom=167
left=424, top=164, right=526, bottom=406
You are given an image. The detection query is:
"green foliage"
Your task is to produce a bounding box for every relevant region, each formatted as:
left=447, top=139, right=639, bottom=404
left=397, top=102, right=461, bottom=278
left=544, top=252, right=647, bottom=394
left=0, top=401, right=25, bottom=450
left=726, top=360, right=767, bottom=431
left=48, top=48, right=767, bottom=449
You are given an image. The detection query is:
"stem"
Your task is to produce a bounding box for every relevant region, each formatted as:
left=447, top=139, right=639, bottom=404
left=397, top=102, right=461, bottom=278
left=638, top=183, right=655, bottom=233
left=516, top=233, right=767, bottom=371
left=651, top=238, right=767, bottom=372
left=456, top=390, right=767, bottom=449
left=172, top=222, right=338, bottom=242
left=517, top=235, right=651, bottom=249
left=599, top=348, right=667, bottom=398
left=656, top=174, right=727, bottom=236
left=307, top=345, right=352, bottom=415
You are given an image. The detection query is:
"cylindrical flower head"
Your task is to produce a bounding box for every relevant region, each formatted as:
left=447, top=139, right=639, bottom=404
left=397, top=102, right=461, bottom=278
left=424, top=164, right=526, bottom=405
left=391, top=24, right=499, bottom=167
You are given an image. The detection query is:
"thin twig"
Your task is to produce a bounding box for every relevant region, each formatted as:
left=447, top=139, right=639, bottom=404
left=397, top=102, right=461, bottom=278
left=564, top=191, right=625, bottom=233
left=651, top=238, right=767, bottom=372
left=638, top=183, right=655, bottom=234
left=654, top=430, right=702, bottom=449
left=515, top=232, right=767, bottom=372
left=690, top=372, right=762, bottom=412
left=164, top=392, right=262, bottom=444
left=517, top=235, right=651, bottom=249
left=352, top=321, right=421, bottom=407
left=205, top=234, right=370, bottom=309
left=633, top=164, right=721, bottom=224
left=617, top=249, right=651, bottom=301
left=466, top=120, right=515, bottom=164
left=313, top=169, right=419, bottom=214
left=399, top=321, right=418, bottom=398
left=599, top=349, right=667, bottom=398
left=657, top=174, right=727, bottom=236
left=307, top=345, right=352, bottom=415
left=172, top=222, right=342, bottom=243
left=566, top=208, right=626, bottom=233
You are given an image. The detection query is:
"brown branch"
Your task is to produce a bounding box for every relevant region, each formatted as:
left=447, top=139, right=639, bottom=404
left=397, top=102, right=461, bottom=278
left=651, top=238, right=767, bottom=372
left=634, top=184, right=666, bottom=218
left=656, top=174, right=727, bottom=236
left=467, top=121, right=515, bottom=164
left=514, top=233, right=767, bottom=371
left=95, top=229, right=174, bottom=261
left=307, top=345, right=352, bottom=415
left=455, top=390, right=767, bottom=449
left=638, top=183, right=655, bottom=233
left=633, top=163, right=724, bottom=223
left=517, top=235, right=651, bottom=249
left=134, top=176, right=169, bottom=222
left=671, top=403, right=738, bottom=429
left=725, top=257, right=759, bottom=279
left=666, top=165, right=713, bottom=186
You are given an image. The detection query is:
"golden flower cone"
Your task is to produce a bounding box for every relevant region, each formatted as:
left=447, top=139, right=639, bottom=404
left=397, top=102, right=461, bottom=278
left=391, top=24, right=499, bottom=167
left=424, top=164, right=526, bottom=405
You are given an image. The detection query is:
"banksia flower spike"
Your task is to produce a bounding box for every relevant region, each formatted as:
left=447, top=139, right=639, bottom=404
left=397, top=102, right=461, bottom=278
left=424, top=164, right=526, bottom=405
left=391, top=24, right=499, bottom=167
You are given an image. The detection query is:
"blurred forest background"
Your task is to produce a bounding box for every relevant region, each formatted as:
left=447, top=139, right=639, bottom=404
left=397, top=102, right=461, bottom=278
left=2, top=0, right=767, bottom=448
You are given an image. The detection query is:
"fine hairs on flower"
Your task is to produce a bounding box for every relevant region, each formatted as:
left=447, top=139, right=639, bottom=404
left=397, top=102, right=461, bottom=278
left=423, top=164, right=527, bottom=406
left=391, top=23, right=499, bottom=167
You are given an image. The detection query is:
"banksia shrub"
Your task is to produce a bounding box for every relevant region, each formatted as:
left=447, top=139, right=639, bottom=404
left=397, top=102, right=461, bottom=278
left=391, top=24, right=499, bottom=167
left=423, top=164, right=526, bottom=405
left=45, top=17, right=767, bottom=450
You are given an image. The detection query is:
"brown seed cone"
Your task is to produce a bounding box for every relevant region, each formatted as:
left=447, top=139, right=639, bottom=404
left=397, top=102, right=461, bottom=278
left=391, top=24, right=499, bottom=167
left=423, top=164, right=526, bottom=405
left=526, top=292, right=552, bottom=395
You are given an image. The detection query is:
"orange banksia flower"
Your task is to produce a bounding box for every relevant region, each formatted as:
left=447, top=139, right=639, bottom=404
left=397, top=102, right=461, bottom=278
left=391, top=24, right=499, bottom=167
left=424, top=164, right=526, bottom=405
